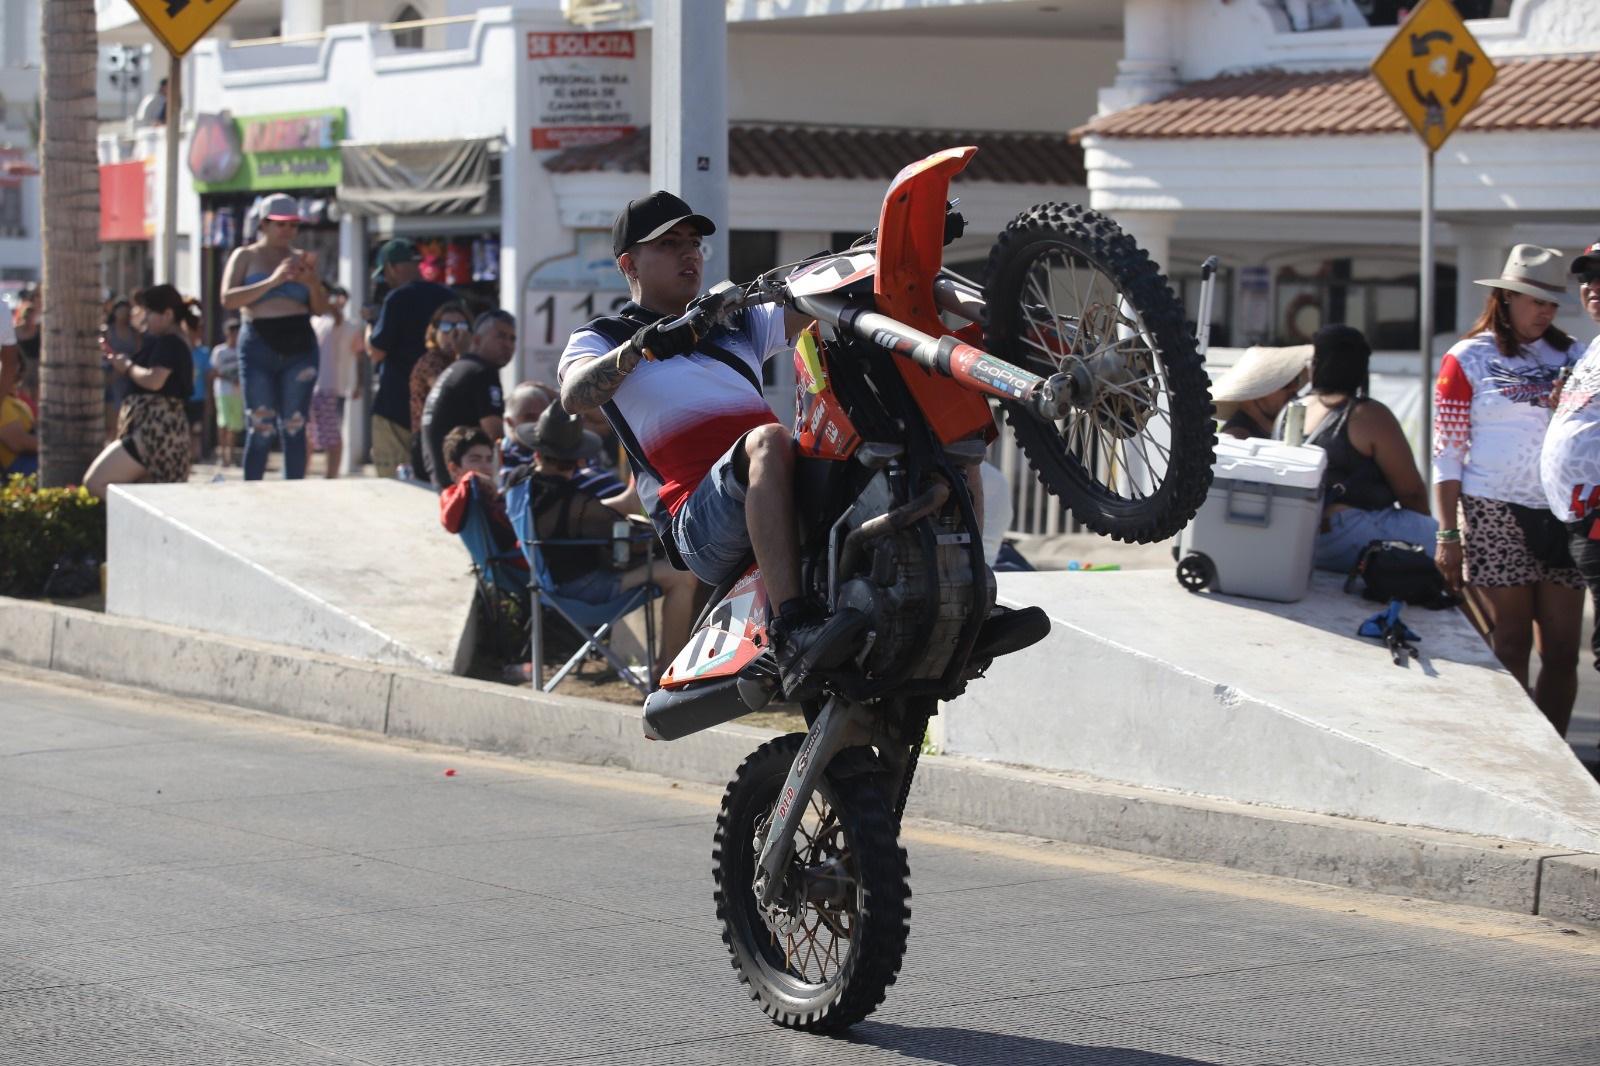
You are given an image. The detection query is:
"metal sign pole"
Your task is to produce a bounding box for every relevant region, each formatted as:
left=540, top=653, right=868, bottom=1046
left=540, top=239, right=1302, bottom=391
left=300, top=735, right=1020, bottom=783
left=1419, top=144, right=1435, bottom=476
left=163, top=51, right=181, bottom=283
left=651, top=0, right=729, bottom=270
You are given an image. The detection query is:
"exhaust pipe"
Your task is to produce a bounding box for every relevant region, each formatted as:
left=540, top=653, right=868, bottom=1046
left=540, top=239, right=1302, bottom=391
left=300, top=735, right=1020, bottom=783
left=644, top=665, right=778, bottom=741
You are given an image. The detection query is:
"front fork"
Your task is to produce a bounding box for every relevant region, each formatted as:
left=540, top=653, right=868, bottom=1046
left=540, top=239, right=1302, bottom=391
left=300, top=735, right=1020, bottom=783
left=754, top=696, right=871, bottom=907
left=752, top=695, right=928, bottom=908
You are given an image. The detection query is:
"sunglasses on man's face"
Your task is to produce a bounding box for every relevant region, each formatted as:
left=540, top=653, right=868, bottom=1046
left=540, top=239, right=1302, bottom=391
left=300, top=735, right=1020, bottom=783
left=1579, top=271, right=1600, bottom=287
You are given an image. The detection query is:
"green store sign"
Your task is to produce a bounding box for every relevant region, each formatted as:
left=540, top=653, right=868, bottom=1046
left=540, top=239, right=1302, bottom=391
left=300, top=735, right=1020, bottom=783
left=190, top=108, right=345, bottom=193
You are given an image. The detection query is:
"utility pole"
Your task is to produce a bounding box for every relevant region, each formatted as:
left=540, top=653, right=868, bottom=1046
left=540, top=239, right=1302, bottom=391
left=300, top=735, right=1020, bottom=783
left=650, top=0, right=729, bottom=271
left=163, top=55, right=181, bottom=282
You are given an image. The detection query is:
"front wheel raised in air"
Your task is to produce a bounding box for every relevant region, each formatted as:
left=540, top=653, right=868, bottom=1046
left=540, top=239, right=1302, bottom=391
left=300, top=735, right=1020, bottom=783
left=983, top=202, right=1215, bottom=543
left=713, top=734, right=909, bottom=1033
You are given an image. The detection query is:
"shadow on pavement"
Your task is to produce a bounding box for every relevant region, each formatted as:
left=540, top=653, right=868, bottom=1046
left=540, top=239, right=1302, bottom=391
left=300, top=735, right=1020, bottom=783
left=850, top=1021, right=1284, bottom=1066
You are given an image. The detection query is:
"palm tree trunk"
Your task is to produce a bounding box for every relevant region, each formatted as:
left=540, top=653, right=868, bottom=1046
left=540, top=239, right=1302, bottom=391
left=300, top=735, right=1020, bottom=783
left=37, top=0, right=104, bottom=487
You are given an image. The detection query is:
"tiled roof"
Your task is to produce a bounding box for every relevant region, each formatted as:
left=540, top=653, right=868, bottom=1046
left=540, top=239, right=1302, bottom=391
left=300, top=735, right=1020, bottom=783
left=543, top=123, right=1086, bottom=185
left=1076, top=54, right=1600, bottom=140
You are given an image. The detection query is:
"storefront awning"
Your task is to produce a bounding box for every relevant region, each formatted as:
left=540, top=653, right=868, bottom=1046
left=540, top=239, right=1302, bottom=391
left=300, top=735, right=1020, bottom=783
left=1074, top=54, right=1600, bottom=141
left=339, top=139, right=493, bottom=217
left=543, top=123, right=1085, bottom=185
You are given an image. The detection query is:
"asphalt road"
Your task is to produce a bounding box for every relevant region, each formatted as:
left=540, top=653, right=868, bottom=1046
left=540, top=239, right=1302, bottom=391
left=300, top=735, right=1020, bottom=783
left=4, top=667, right=1598, bottom=1066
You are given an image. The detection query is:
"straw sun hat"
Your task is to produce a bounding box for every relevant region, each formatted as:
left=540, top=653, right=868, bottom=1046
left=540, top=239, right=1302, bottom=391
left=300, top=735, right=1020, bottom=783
left=1474, top=244, right=1572, bottom=304
left=1210, top=344, right=1313, bottom=420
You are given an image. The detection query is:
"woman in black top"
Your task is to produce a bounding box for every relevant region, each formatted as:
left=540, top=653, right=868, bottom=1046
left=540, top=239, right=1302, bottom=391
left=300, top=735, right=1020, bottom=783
left=85, top=285, right=196, bottom=497
left=1291, top=324, right=1436, bottom=571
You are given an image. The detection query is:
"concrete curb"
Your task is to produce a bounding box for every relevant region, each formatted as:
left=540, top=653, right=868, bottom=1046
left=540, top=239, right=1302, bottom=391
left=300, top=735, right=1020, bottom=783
left=3, top=596, right=1596, bottom=929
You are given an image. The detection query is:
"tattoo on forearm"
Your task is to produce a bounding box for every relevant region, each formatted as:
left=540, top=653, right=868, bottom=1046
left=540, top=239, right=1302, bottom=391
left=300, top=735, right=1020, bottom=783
left=564, top=345, right=634, bottom=412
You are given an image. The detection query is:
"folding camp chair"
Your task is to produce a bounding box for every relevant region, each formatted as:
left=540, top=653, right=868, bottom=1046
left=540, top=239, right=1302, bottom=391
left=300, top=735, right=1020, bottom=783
left=451, top=477, right=531, bottom=663
left=504, top=478, right=662, bottom=697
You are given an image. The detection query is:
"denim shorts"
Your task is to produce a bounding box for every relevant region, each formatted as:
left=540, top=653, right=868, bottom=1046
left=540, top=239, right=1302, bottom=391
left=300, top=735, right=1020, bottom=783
left=1315, top=505, right=1439, bottom=574
left=554, top=569, right=624, bottom=604
left=671, top=436, right=753, bottom=585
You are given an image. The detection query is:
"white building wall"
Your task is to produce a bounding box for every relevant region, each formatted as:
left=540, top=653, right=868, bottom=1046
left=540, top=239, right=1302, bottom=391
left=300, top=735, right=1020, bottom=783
left=725, top=33, right=1119, bottom=132
left=1177, top=0, right=1600, bottom=81
left=1089, top=0, right=1600, bottom=351
left=0, top=0, right=40, bottom=283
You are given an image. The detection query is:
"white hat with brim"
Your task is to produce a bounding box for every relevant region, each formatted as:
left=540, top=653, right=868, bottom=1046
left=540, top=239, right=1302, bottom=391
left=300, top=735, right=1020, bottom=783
left=1210, top=344, right=1313, bottom=420
left=1474, top=244, right=1571, bottom=305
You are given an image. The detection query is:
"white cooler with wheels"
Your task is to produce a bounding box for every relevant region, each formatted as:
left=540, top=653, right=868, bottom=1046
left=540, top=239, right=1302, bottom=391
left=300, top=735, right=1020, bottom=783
left=1176, top=437, right=1327, bottom=603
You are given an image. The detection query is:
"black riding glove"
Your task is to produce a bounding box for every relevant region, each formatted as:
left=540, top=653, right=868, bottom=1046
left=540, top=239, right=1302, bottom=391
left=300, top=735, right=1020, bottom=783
left=630, top=319, right=698, bottom=362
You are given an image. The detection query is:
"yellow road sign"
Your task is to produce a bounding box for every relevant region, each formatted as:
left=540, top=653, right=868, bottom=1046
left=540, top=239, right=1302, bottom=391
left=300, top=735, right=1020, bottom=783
left=1371, top=0, right=1496, bottom=153
left=128, top=0, right=241, bottom=58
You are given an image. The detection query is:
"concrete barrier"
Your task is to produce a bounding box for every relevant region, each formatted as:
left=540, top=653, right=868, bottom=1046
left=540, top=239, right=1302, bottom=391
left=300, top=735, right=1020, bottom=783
left=105, top=479, right=477, bottom=674
left=3, top=596, right=1595, bottom=926
left=948, top=570, right=1600, bottom=852
left=1540, top=854, right=1600, bottom=927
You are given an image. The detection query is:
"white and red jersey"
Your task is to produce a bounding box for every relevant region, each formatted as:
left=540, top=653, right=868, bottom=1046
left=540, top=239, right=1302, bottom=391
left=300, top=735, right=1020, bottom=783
left=1432, top=331, right=1578, bottom=508
left=558, top=303, right=791, bottom=517
left=1541, top=337, right=1600, bottom=522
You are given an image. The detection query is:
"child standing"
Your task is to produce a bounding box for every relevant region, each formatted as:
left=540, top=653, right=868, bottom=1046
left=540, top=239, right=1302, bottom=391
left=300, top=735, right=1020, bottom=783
left=212, top=319, right=243, bottom=466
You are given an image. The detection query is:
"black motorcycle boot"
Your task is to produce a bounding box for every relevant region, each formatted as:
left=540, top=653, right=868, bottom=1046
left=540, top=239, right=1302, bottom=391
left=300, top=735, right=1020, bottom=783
left=969, top=604, right=1050, bottom=662
left=767, top=606, right=869, bottom=704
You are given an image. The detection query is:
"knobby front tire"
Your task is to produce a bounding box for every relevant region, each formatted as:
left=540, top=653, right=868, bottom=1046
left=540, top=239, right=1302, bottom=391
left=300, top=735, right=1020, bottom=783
left=983, top=202, right=1215, bottom=543
left=713, top=734, right=910, bottom=1033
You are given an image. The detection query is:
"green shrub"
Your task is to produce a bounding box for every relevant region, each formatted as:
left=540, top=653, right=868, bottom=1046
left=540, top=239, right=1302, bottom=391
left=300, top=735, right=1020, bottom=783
left=0, top=474, right=106, bottom=598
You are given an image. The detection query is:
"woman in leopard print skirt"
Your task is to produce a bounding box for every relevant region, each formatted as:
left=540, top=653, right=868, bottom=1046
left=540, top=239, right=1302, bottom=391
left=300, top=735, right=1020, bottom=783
left=85, top=285, right=195, bottom=497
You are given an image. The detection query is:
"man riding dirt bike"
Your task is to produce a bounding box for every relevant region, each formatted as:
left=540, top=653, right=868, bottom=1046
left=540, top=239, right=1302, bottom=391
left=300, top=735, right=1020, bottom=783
left=558, top=189, right=1047, bottom=701
left=558, top=147, right=1214, bottom=1032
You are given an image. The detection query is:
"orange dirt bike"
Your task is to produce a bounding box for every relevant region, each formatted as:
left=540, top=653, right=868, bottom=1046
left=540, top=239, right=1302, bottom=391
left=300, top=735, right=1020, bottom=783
left=638, top=147, right=1215, bottom=1031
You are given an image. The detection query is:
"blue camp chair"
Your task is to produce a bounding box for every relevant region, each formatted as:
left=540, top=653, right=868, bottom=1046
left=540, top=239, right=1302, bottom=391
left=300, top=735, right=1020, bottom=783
left=504, top=477, right=661, bottom=696
left=451, top=477, right=530, bottom=663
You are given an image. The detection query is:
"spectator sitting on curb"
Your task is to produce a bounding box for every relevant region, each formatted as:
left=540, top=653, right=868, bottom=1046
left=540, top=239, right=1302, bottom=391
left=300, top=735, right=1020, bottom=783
left=500, top=380, right=637, bottom=510
left=1289, top=324, right=1436, bottom=572
left=85, top=285, right=195, bottom=498
left=506, top=403, right=701, bottom=683
left=1211, top=344, right=1312, bottom=440
left=438, top=425, right=527, bottom=570
left=499, top=380, right=559, bottom=473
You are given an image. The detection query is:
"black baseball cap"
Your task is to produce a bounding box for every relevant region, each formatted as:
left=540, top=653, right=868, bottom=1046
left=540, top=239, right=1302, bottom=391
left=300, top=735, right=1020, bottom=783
left=612, top=190, right=715, bottom=258
left=1571, top=239, right=1600, bottom=275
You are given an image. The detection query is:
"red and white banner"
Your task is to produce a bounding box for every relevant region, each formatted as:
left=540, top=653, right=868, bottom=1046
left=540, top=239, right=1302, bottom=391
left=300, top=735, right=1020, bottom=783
left=526, top=31, right=638, bottom=152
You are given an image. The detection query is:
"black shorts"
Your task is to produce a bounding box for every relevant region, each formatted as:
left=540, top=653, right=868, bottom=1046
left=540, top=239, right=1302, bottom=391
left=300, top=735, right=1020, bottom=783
left=184, top=399, right=205, bottom=427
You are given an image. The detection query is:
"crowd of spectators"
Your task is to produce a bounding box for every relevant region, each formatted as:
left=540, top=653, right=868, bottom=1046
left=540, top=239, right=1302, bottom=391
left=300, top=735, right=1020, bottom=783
left=1216, top=239, right=1600, bottom=746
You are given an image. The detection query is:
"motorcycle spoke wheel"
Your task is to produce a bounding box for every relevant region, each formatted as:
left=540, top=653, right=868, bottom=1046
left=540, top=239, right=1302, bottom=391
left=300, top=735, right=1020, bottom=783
left=983, top=202, right=1215, bottom=543
left=714, top=734, right=909, bottom=1033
